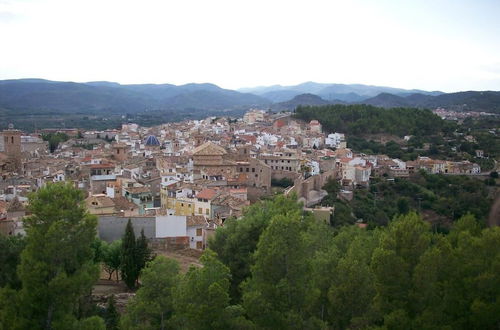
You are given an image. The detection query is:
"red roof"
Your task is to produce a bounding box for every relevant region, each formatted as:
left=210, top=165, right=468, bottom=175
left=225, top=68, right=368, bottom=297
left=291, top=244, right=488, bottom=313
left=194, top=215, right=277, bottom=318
left=239, top=135, right=257, bottom=143
left=196, top=188, right=218, bottom=200
left=274, top=119, right=285, bottom=128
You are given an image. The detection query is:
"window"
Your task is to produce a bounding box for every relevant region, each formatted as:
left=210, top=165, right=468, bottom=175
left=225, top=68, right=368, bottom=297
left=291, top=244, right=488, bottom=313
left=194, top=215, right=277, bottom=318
left=255, top=174, right=258, bottom=177
left=196, top=228, right=202, bottom=236
left=246, top=168, right=249, bottom=172
left=196, top=241, right=203, bottom=249
left=206, top=209, right=209, bottom=215
left=198, top=207, right=202, bottom=214
left=252, top=168, right=255, bottom=172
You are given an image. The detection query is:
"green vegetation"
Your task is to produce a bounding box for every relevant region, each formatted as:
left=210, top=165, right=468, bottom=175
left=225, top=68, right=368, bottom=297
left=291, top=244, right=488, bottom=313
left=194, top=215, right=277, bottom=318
left=120, top=256, right=179, bottom=329
left=0, top=234, right=25, bottom=289
left=120, top=222, right=152, bottom=290
left=1, top=192, right=499, bottom=329
left=271, top=177, right=294, bottom=188
left=73, top=143, right=97, bottom=150
left=321, top=172, right=493, bottom=229
left=294, top=104, right=451, bottom=136
left=210, top=196, right=500, bottom=328
left=105, top=295, right=119, bottom=330
left=295, top=104, right=500, bottom=164
left=101, top=240, right=122, bottom=281
left=41, top=132, right=69, bottom=153
left=0, top=183, right=101, bottom=328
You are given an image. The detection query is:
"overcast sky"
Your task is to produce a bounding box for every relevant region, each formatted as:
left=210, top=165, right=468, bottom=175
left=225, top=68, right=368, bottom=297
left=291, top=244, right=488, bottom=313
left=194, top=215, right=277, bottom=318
left=1, top=0, right=499, bottom=92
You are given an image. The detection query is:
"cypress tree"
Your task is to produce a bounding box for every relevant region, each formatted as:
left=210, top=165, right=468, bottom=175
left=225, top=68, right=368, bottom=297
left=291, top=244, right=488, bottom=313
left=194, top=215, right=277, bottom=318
left=121, top=219, right=138, bottom=289
left=136, top=228, right=152, bottom=278
left=105, top=295, right=119, bottom=330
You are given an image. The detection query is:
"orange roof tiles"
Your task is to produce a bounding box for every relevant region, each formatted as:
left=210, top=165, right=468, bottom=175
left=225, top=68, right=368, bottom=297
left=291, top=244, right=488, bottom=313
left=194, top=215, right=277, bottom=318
left=196, top=188, right=218, bottom=200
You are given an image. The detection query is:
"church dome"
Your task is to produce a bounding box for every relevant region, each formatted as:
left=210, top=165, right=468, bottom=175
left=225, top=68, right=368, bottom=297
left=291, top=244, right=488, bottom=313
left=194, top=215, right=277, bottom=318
left=145, top=135, right=160, bottom=146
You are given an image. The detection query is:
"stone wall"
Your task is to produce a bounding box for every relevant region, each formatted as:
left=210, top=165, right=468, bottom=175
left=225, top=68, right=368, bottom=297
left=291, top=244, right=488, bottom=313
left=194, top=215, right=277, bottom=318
left=98, top=215, right=156, bottom=242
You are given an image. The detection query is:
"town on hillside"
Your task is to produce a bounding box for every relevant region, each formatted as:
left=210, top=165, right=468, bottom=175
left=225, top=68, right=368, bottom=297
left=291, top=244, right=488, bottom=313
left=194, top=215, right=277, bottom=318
left=0, top=109, right=485, bottom=248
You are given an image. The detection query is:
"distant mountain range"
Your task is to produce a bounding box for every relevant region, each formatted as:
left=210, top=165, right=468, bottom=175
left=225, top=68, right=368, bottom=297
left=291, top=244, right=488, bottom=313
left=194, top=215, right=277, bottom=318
left=0, top=79, right=499, bottom=115
left=0, top=79, right=269, bottom=114
left=361, top=91, right=500, bottom=113
left=239, top=81, right=443, bottom=103
left=270, top=93, right=345, bottom=111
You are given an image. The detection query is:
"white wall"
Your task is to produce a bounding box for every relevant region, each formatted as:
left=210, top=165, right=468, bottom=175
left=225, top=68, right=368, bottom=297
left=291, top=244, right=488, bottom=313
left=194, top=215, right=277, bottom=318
left=187, top=226, right=204, bottom=249
left=106, top=186, right=115, bottom=198
left=155, top=215, right=187, bottom=238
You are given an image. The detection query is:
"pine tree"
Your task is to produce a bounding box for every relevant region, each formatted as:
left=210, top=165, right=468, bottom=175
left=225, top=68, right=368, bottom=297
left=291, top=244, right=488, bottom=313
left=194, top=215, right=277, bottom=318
left=172, top=250, right=234, bottom=329
left=121, top=219, right=138, bottom=290
left=0, top=182, right=101, bottom=328
left=242, top=213, right=311, bottom=328
left=121, top=256, right=180, bottom=330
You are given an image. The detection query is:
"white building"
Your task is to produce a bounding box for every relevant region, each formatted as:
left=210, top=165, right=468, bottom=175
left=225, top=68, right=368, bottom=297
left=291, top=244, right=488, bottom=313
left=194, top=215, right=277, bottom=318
left=325, top=133, right=346, bottom=149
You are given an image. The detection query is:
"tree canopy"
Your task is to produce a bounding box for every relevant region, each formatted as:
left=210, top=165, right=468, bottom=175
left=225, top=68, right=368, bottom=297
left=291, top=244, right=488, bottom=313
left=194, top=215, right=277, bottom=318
left=0, top=182, right=101, bottom=329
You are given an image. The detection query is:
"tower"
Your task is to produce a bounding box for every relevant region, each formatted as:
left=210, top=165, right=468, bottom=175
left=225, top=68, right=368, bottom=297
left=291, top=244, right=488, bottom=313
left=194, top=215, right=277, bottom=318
left=112, top=143, right=128, bottom=162
left=1, top=124, right=22, bottom=172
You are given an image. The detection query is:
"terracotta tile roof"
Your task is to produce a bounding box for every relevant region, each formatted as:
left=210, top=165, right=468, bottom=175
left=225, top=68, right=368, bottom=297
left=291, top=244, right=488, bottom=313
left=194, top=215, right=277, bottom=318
left=186, top=215, right=207, bottom=227
left=192, top=142, right=226, bottom=156
left=86, top=195, right=115, bottom=208
left=196, top=188, right=218, bottom=200
left=112, top=196, right=137, bottom=211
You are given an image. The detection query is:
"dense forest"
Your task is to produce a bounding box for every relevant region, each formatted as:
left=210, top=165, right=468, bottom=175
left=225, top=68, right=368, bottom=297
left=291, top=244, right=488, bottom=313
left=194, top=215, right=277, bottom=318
left=321, top=172, right=495, bottom=229
left=294, top=104, right=499, bottom=167
left=1, top=184, right=499, bottom=329
left=294, top=104, right=453, bottom=137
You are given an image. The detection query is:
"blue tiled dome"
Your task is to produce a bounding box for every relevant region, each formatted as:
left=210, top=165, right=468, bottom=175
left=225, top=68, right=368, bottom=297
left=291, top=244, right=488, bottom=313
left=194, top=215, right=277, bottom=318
left=145, top=135, right=160, bottom=146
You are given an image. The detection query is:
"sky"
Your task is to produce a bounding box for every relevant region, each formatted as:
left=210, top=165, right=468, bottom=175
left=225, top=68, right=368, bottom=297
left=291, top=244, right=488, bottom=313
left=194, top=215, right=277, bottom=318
left=1, top=0, right=500, bottom=92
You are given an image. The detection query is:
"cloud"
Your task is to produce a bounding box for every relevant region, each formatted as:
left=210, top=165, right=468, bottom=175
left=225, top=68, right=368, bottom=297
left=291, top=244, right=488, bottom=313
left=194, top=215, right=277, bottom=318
left=0, top=11, right=17, bottom=22
left=480, top=63, right=500, bottom=76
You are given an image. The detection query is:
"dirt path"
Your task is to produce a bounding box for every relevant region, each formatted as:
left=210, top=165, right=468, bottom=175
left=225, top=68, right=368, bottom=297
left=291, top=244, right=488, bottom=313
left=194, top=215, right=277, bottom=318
left=155, top=248, right=203, bottom=273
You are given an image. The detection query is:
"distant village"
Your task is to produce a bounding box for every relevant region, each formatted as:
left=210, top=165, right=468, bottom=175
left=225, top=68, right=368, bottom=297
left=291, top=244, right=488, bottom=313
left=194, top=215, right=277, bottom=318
left=0, top=109, right=483, bottom=249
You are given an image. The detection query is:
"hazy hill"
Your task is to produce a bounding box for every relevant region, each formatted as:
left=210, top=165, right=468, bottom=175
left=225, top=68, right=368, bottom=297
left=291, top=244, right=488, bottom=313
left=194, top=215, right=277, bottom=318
left=359, top=93, right=410, bottom=108
left=240, top=81, right=443, bottom=103
left=360, top=91, right=500, bottom=113
left=0, top=79, right=153, bottom=113
left=0, top=79, right=269, bottom=114
left=2, top=79, right=499, bottom=116
left=271, top=93, right=344, bottom=111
